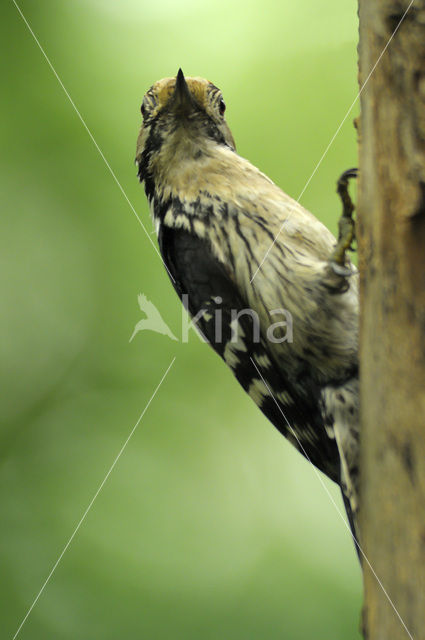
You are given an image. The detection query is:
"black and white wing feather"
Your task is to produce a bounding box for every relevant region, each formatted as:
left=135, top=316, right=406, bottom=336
left=159, top=224, right=342, bottom=484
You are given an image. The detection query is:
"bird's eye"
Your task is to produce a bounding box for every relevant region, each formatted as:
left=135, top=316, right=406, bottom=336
left=219, top=98, right=226, bottom=116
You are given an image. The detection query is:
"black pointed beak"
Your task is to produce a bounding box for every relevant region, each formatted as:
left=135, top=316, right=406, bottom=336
left=172, top=68, right=194, bottom=114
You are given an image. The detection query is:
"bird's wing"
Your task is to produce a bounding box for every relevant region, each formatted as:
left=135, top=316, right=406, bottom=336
left=321, top=378, right=360, bottom=549
left=159, top=224, right=340, bottom=482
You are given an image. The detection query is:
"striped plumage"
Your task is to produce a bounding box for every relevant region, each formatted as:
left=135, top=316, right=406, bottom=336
left=136, top=70, right=360, bottom=550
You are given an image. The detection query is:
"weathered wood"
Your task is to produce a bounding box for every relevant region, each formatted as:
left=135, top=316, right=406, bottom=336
left=358, top=1, right=425, bottom=638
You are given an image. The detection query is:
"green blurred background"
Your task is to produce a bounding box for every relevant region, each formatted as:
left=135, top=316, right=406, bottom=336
left=1, top=1, right=362, bottom=638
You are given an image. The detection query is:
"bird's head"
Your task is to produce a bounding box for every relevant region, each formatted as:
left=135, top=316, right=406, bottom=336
left=136, top=69, right=236, bottom=194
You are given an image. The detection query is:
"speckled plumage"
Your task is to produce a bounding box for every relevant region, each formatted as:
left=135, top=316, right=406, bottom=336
left=136, top=70, right=360, bottom=549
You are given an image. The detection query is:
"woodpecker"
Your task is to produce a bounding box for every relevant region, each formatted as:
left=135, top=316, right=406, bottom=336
left=136, top=70, right=360, bottom=549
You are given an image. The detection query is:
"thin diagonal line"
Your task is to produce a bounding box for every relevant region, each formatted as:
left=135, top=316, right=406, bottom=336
left=250, top=357, right=413, bottom=640
left=12, top=357, right=176, bottom=640
left=250, top=0, right=415, bottom=283
left=12, top=0, right=175, bottom=283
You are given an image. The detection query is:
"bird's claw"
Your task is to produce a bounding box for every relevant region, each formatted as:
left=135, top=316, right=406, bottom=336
left=330, top=168, right=358, bottom=275
left=330, top=262, right=353, bottom=277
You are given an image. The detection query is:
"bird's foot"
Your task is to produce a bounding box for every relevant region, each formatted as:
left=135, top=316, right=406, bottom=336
left=330, top=168, right=358, bottom=276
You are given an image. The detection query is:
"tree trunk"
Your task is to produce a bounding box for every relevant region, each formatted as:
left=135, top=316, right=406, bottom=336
left=358, top=1, right=425, bottom=638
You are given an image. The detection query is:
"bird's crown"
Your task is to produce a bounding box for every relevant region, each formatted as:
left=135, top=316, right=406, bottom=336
left=141, top=69, right=225, bottom=123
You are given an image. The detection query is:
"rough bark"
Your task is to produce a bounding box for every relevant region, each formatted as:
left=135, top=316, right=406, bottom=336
left=358, top=1, right=425, bottom=638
